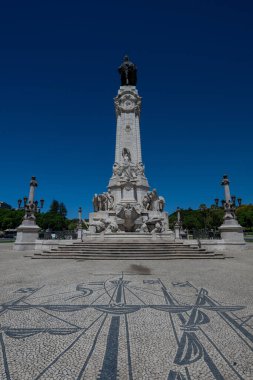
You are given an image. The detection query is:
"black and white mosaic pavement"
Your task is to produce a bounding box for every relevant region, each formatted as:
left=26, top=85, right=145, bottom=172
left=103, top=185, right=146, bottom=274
left=1, top=272, right=253, bottom=379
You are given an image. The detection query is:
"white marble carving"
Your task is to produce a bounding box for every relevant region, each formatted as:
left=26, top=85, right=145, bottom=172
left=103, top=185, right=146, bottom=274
left=88, top=58, right=172, bottom=235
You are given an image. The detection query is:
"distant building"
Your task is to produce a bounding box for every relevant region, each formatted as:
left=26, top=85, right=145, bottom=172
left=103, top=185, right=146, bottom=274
left=0, top=201, right=12, bottom=209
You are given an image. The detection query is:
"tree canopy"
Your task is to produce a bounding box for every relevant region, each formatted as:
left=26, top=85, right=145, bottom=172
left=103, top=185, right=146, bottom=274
left=169, top=205, right=253, bottom=232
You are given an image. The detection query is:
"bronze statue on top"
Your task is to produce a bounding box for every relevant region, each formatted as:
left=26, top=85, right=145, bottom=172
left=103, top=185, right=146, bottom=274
left=118, top=55, right=137, bottom=86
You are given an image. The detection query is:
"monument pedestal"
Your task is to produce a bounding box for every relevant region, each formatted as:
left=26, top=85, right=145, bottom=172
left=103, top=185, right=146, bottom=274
left=14, top=219, right=40, bottom=251
left=83, top=230, right=175, bottom=242
left=219, top=219, right=245, bottom=243
left=174, top=223, right=181, bottom=239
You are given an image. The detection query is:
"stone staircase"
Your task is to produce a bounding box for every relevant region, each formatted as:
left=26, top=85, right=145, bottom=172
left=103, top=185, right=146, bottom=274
left=32, top=241, right=224, bottom=260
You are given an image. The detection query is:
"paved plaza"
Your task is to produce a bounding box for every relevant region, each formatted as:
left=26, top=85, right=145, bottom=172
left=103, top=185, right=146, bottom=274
left=0, top=243, right=253, bottom=380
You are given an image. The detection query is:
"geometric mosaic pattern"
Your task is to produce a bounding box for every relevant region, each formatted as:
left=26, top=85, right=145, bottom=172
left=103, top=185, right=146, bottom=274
left=1, top=274, right=253, bottom=379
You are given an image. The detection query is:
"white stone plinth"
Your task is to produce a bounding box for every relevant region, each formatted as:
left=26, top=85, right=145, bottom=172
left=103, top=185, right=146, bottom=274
left=83, top=231, right=175, bottom=242
left=174, top=224, right=181, bottom=239
left=219, top=219, right=245, bottom=243
left=14, top=219, right=40, bottom=251
left=77, top=228, right=83, bottom=240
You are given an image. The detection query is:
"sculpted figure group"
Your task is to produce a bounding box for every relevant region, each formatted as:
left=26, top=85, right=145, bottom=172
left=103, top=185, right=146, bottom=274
left=112, top=148, right=145, bottom=181
left=142, top=189, right=165, bottom=212
left=93, top=190, right=114, bottom=212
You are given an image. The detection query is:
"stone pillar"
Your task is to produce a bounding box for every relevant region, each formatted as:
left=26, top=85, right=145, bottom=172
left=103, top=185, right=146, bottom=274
left=14, top=176, right=40, bottom=251
left=219, top=175, right=245, bottom=243
left=77, top=207, right=83, bottom=240
left=28, top=176, right=38, bottom=203
left=174, top=208, right=182, bottom=239
left=108, top=80, right=149, bottom=206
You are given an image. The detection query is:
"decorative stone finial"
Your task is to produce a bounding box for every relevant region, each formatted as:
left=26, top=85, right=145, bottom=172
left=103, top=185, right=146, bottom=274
left=221, top=174, right=229, bottom=186
left=30, top=176, right=38, bottom=188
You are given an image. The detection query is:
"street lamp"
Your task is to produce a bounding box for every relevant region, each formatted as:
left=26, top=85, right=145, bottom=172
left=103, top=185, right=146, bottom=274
left=78, top=207, right=82, bottom=228
left=231, top=195, right=236, bottom=205
left=174, top=207, right=182, bottom=239
left=219, top=174, right=244, bottom=243
left=17, top=176, right=44, bottom=219
left=14, top=176, right=43, bottom=251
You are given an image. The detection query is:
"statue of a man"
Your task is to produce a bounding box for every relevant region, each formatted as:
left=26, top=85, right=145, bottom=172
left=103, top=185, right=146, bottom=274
left=142, top=195, right=149, bottom=210
left=93, top=194, right=99, bottom=212
left=122, top=147, right=131, bottom=163
left=107, top=190, right=114, bottom=210
left=158, top=196, right=165, bottom=212
left=118, top=56, right=137, bottom=86
left=137, top=162, right=145, bottom=175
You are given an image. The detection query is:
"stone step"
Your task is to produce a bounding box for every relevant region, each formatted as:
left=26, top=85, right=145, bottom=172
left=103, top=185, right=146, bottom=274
left=38, top=249, right=216, bottom=255
left=40, top=252, right=213, bottom=257
left=32, top=254, right=224, bottom=260
left=51, top=248, right=202, bottom=253
left=53, top=244, right=201, bottom=249
left=58, top=244, right=194, bottom=248
left=32, top=239, right=224, bottom=260
left=45, top=248, right=206, bottom=253
left=70, top=243, right=185, bottom=246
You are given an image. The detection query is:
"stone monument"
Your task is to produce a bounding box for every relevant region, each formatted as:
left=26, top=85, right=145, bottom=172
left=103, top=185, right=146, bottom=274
left=174, top=207, right=182, bottom=239
left=219, top=175, right=245, bottom=243
left=88, top=56, right=172, bottom=238
left=14, top=176, right=42, bottom=251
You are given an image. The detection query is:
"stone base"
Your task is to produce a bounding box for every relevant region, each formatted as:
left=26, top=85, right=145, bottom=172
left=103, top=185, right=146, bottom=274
left=14, top=220, right=40, bottom=251
left=82, top=231, right=175, bottom=242
left=219, top=219, right=245, bottom=243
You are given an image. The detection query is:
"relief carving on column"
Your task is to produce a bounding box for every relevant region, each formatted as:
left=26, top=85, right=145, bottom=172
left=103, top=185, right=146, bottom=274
left=112, top=148, right=145, bottom=181
left=114, top=93, right=141, bottom=116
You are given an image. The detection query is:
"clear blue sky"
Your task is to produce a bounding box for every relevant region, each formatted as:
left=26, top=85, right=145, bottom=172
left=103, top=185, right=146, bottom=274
left=0, top=1, right=252, bottom=218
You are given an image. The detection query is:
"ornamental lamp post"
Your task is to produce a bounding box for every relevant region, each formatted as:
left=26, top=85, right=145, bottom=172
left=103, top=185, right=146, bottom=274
left=14, top=176, right=44, bottom=251
left=77, top=206, right=83, bottom=240
left=237, top=198, right=242, bottom=207
left=17, top=198, right=43, bottom=213
left=219, top=174, right=244, bottom=243
left=78, top=207, right=82, bottom=227
left=174, top=207, right=182, bottom=239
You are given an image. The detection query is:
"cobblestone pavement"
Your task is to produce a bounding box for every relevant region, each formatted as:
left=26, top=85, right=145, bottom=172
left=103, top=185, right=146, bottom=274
left=0, top=243, right=253, bottom=379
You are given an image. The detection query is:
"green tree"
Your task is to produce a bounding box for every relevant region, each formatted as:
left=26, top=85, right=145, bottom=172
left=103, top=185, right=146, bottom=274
left=59, top=202, right=67, bottom=217
left=36, top=212, right=68, bottom=231
left=236, top=205, right=253, bottom=231
left=0, top=209, right=24, bottom=230
left=36, top=200, right=68, bottom=231
left=49, top=200, right=60, bottom=214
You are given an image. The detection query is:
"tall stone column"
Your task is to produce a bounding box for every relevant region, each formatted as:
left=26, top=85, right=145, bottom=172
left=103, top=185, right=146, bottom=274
left=219, top=175, right=245, bottom=243
left=14, top=176, right=41, bottom=251
left=28, top=176, right=37, bottom=204
left=222, top=175, right=231, bottom=203
left=77, top=207, right=83, bottom=240
left=89, top=56, right=172, bottom=237
left=109, top=83, right=149, bottom=206
left=174, top=208, right=182, bottom=239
